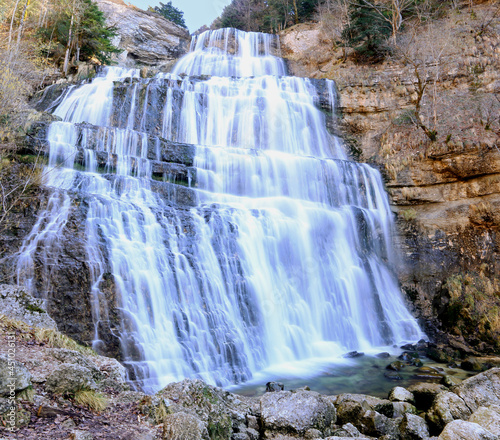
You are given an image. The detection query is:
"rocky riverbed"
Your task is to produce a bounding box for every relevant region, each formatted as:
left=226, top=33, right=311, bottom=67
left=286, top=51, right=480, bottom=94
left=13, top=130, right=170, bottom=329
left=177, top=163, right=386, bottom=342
left=1, top=284, right=499, bottom=440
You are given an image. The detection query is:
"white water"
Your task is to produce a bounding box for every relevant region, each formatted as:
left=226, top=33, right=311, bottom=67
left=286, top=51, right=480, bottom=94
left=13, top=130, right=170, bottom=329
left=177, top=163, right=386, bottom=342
left=18, top=29, right=423, bottom=392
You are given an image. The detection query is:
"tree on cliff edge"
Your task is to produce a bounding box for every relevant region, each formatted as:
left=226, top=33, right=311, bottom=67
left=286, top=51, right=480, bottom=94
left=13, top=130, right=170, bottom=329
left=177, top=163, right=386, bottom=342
left=150, top=1, right=187, bottom=29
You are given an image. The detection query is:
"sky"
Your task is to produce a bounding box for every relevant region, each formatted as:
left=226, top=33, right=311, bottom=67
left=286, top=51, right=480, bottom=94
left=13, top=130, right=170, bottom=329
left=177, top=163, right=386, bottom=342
left=128, top=0, right=232, bottom=33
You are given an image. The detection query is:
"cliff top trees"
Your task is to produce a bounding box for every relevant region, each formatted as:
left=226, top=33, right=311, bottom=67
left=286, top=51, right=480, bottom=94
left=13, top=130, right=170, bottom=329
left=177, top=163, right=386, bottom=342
left=150, top=1, right=187, bottom=29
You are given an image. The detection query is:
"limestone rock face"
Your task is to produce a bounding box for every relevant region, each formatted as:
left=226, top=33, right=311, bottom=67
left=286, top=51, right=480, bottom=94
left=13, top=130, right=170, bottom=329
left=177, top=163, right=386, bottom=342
left=468, top=405, right=500, bottom=436
left=260, top=389, right=337, bottom=436
left=454, top=368, right=500, bottom=412
left=95, top=0, right=190, bottom=67
left=162, top=412, right=207, bottom=440
left=45, top=363, right=97, bottom=394
left=0, top=356, right=32, bottom=396
left=427, top=391, right=472, bottom=431
left=0, top=284, right=57, bottom=329
left=398, top=413, right=429, bottom=440
left=437, top=420, right=497, bottom=440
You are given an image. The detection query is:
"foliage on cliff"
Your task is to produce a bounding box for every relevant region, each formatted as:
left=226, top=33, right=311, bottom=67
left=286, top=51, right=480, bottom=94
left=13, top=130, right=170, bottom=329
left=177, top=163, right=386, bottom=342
left=212, top=0, right=320, bottom=32
left=149, top=1, right=187, bottom=29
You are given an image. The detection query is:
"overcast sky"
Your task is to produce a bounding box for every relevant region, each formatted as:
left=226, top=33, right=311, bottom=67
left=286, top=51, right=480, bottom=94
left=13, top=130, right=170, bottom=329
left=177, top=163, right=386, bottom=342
left=128, top=0, right=232, bottom=33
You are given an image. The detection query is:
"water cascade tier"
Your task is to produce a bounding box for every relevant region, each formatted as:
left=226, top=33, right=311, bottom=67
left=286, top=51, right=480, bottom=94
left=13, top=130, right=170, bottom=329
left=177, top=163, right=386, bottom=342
left=19, top=28, right=423, bottom=392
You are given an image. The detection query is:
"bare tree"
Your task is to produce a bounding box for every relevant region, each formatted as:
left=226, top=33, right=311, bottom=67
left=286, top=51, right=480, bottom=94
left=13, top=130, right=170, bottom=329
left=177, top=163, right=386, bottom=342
left=394, top=23, right=452, bottom=141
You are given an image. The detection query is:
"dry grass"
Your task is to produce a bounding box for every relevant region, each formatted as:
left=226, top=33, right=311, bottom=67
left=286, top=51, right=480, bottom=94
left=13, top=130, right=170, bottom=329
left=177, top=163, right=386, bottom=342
left=0, top=314, right=96, bottom=356
left=74, top=390, right=108, bottom=412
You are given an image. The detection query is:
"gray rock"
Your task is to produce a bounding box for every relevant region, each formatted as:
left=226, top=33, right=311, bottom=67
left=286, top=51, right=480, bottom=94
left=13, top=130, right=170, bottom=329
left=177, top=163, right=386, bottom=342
left=335, top=400, right=366, bottom=426
left=343, top=423, right=364, bottom=437
left=0, top=284, right=57, bottom=329
left=427, top=392, right=471, bottom=432
left=392, top=402, right=418, bottom=418
left=45, top=363, right=96, bottom=394
left=399, top=413, right=429, bottom=440
left=360, top=410, right=400, bottom=437
left=437, top=420, right=497, bottom=440
left=0, top=356, right=32, bottom=396
left=407, top=383, right=447, bottom=411
left=389, top=387, right=415, bottom=404
left=442, top=376, right=463, bottom=388
left=70, top=430, right=94, bottom=440
left=162, top=412, right=207, bottom=440
left=95, top=0, right=190, bottom=67
left=49, top=349, right=100, bottom=378
left=468, top=405, right=500, bottom=436
left=453, top=368, right=500, bottom=412
left=260, top=389, right=336, bottom=436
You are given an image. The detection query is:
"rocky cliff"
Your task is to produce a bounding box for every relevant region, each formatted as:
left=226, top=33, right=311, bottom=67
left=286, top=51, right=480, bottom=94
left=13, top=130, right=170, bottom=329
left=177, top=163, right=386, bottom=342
left=280, top=2, right=500, bottom=353
left=95, top=0, right=190, bottom=68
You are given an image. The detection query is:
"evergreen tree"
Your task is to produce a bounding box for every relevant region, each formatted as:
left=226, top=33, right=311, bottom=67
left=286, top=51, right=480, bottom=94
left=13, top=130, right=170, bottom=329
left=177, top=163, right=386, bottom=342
left=342, top=2, right=392, bottom=62
left=152, top=1, right=187, bottom=29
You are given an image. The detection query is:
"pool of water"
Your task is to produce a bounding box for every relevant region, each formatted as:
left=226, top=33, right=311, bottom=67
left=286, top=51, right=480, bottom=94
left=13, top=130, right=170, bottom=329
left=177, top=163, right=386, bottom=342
left=229, top=350, right=473, bottom=399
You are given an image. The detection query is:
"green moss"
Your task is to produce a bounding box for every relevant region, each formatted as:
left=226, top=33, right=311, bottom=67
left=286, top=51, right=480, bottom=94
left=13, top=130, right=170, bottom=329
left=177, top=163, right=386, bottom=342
left=25, top=303, right=46, bottom=313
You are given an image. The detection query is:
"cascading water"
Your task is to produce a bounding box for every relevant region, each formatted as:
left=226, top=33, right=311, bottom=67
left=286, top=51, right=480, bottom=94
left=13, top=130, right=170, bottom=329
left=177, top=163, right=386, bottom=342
left=18, top=28, right=423, bottom=392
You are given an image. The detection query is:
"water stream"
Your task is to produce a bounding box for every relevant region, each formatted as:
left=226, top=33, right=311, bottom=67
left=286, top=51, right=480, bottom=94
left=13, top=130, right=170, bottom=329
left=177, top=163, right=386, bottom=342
left=18, top=28, right=423, bottom=393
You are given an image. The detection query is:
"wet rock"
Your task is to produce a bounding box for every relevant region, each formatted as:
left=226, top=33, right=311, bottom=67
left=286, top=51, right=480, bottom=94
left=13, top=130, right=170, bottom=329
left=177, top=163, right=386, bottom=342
left=414, top=367, right=445, bottom=380
left=407, top=383, right=447, bottom=411
left=399, top=352, right=418, bottom=362
left=377, top=352, right=391, bottom=358
left=468, top=405, right=500, bottom=435
left=45, top=363, right=96, bottom=394
left=427, top=392, right=471, bottom=432
left=398, top=413, right=429, bottom=440
left=442, top=375, right=463, bottom=388
left=260, top=389, right=336, bottom=436
left=266, top=382, right=285, bottom=392
left=0, top=284, right=57, bottom=329
left=387, top=361, right=406, bottom=371
left=427, top=346, right=454, bottom=364
left=461, top=358, right=485, bottom=372
left=0, top=356, right=32, bottom=396
left=162, top=412, right=207, bottom=440
left=344, top=351, right=364, bottom=358
left=453, top=368, right=500, bottom=411
left=389, top=387, right=415, bottom=404
left=437, top=420, right=497, bottom=440
left=384, top=371, right=403, bottom=380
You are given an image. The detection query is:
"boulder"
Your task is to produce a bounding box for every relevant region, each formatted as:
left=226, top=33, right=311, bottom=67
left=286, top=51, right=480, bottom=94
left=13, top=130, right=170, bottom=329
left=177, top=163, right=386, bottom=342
left=360, top=410, right=400, bottom=437
left=453, top=368, right=500, bottom=412
left=0, top=356, right=32, bottom=396
left=468, top=405, right=500, bottom=436
left=461, top=358, right=485, bottom=372
left=0, top=284, right=57, bottom=329
left=94, top=0, right=190, bottom=67
left=260, top=389, right=336, bottom=436
left=45, top=363, right=96, bottom=394
left=407, top=383, right=447, bottom=411
left=389, top=387, right=415, bottom=404
left=162, top=412, right=207, bottom=440
left=49, top=349, right=100, bottom=378
left=427, top=392, right=471, bottom=432
left=442, top=375, right=463, bottom=388
left=399, top=413, right=429, bottom=440
left=437, top=420, right=497, bottom=440
left=392, top=402, right=418, bottom=418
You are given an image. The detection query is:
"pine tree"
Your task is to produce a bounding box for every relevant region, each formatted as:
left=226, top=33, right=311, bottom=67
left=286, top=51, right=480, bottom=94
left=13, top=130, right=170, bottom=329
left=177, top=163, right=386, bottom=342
left=152, top=1, right=187, bottom=29
left=342, top=2, right=392, bottom=62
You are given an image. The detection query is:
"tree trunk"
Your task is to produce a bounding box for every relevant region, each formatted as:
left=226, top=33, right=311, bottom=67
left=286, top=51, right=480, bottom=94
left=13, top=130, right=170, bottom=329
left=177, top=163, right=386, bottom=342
left=8, top=0, right=22, bottom=52
left=292, top=0, right=299, bottom=24
left=15, top=0, right=31, bottom=53
left=63, top=11, right=75, bottom=76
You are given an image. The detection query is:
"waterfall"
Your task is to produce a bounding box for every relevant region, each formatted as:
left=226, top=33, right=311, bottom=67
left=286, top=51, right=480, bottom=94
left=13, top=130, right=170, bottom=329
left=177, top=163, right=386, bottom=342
left=18, top=28, right=423, bottom=392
